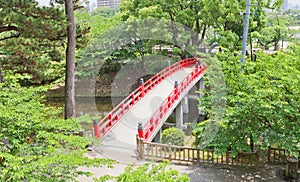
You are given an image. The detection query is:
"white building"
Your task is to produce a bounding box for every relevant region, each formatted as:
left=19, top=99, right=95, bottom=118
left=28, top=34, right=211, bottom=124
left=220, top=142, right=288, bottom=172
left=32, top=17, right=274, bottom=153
left=89, top=0, right=121, bottom=11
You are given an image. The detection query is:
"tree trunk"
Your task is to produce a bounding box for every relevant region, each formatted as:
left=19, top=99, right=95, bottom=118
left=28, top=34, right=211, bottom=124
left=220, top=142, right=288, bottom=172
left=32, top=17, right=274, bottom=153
left=169, top=13, right=179, bottom=46
left=64, top=0, right=76, bottom=119
left=250, top=135, right=254, bottom=152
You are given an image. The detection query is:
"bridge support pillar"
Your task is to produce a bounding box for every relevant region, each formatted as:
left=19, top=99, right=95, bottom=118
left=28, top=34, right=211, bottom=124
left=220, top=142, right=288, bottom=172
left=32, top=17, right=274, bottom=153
left=176, top=102, right=187, bottom=130
left=182, top=96, right=189, bottom=114
left=153, top=127, right=162, bottom=143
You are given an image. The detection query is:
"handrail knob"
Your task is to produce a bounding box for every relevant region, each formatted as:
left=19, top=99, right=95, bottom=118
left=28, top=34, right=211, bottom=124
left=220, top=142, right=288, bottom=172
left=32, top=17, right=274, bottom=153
left=140, top=78, right=144, bottom=85
left=138, top=122, right=144, bottom=139
left=174, top=81, right=178, bottom=88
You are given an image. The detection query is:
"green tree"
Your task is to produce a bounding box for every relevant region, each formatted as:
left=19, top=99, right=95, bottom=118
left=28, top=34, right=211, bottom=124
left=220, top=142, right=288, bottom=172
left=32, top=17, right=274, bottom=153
left=119, top=0, right=283, bottom=52
left=196, top=44, right=300, bottom=156
left=0, top=0, right=66, bottom=83
left=0, top=0, right=90, bottom=84
left=0, top=74, right=115, bottom=181
left=65, top=0, right=76, bottom=119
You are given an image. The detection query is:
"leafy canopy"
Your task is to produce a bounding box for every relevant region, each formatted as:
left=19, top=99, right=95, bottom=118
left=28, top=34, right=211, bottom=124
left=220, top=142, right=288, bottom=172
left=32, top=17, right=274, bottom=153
left=196, top=44, right=300, bottom=156
left=0, top=73, right=114, bottom=181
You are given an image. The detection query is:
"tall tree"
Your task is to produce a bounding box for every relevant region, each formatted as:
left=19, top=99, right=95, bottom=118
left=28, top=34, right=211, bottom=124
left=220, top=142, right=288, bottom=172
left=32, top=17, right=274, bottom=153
left=0, top=0, right=90, bottom=84
left=0, top=0, right=67, bottom=83
left=65, top=0, right=76, bottom=119
left=195, top=44, right=300, bottom=156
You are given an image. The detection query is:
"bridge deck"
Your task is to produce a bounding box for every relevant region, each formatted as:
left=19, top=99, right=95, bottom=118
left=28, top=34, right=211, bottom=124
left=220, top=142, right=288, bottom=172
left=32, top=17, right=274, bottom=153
left=97, top=67, right=195, bottom=157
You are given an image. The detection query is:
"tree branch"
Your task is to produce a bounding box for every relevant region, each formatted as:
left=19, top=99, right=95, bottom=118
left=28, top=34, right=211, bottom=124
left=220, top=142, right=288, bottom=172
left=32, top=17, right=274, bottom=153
left=0, top=32, right=21, bottom=41
left=1, top=138, right=13, bottom=150
left=0, top=25, right=19, bottom=33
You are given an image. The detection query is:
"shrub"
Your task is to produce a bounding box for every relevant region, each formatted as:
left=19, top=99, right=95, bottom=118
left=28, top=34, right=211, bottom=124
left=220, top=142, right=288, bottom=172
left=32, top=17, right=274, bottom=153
left=161, top=127, right=185, bottom=146
left=94, top=162, right=190, bottom=182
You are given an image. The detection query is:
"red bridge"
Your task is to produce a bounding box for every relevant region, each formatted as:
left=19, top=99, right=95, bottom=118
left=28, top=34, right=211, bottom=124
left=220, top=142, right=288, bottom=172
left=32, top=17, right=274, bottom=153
left=93, top=58, right=206, bottom=156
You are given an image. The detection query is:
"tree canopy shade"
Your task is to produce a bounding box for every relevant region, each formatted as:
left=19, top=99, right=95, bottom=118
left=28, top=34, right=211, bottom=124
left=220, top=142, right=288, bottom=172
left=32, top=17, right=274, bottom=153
left=0, top=74, right=115, bottom=181
left=195, top=44, right=300, bottom=156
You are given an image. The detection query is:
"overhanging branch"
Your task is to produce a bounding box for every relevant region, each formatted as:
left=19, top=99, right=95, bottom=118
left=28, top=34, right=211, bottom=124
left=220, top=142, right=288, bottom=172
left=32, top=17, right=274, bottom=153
left=0, top=25, right=19, bottom=33
left=0, top=32, right=21, bottom=41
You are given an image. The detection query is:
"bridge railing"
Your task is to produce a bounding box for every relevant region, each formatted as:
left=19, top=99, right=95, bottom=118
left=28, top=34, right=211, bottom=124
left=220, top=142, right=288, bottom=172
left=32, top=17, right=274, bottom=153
left=94, top=58, right=198, bottom=138
left=142, top=61, right=205, bottom=141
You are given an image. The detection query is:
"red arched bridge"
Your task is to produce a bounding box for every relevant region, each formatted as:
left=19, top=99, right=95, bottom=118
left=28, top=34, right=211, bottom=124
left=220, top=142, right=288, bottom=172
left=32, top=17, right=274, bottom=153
left=93, top=58, right=205, bottom=153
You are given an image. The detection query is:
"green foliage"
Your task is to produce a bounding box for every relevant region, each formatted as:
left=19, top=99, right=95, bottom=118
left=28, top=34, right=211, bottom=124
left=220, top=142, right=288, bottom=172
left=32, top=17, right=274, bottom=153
left=283, top=9, right=300, bottom=26
left=94, top=162, right=190, bottom=182
left=0, top=0, right=67, bottom=83
left=196, top=44, right=300, bottom=156
left=0, top=0, right=91, bottom=84
left=0, top=74, right=115, bottom=181
left=120, top=0, right=283, bottom=52
left=161, top=128, right=185, bottom=146
left=75, top=7, right=120, bottom=40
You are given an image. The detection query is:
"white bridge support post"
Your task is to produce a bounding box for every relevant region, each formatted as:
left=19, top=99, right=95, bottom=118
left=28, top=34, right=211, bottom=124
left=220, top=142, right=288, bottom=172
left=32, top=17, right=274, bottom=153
left=176, top=101, right=187, bottom=130
left=182, top=96, right=189, bottom=114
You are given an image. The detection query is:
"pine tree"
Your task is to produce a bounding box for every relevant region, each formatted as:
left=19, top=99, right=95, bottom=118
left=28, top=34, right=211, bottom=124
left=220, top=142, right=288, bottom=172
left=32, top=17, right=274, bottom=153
left=0, top=0, right=89, bottom=84
left=64, top=0, right=76, bottom=118
left=0, top=0, right=67, bottom=83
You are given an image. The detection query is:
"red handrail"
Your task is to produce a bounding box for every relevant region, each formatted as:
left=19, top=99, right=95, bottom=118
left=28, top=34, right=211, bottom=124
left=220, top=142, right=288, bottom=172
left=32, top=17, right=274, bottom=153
left=142, top=63, right=206, bottom=141
left=94, top=58, right=198, bottom=139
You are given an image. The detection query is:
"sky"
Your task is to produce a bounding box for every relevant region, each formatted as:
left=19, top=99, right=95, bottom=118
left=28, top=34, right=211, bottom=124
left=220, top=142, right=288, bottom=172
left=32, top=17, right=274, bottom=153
left=289, top=0, right=300, bottom=6
left=37, top=0, right=50, bottom=6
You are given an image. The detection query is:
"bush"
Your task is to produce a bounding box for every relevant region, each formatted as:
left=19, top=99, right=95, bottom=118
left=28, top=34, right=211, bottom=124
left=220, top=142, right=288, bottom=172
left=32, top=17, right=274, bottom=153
left=94, top=162, right=190, bottom=182
left=161, top=127, right=185, bottom=146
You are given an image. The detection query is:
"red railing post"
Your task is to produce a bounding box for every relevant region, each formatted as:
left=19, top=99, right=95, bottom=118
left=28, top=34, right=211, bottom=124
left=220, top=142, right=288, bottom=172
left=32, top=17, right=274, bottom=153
left=121, top=103, right=125, bottom=115
left=131, top=94, right=135, bottom=105
left=149, top=80, right=152, bottom=90
left=138, top=122, right=144, bottom=139
left=139, top=78, right=144, bottom=98
left=108, top=114, right=112, bottom=126
left=155, top=75, right=159, bottom=85
left=93, top=120, right=100, bottom=139
left=167, top=96, right=171, bottom=108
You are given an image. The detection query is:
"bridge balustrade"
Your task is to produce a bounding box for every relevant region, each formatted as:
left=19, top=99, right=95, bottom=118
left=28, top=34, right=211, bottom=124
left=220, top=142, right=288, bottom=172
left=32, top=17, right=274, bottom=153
left=142, top=62, right=205, bottom=141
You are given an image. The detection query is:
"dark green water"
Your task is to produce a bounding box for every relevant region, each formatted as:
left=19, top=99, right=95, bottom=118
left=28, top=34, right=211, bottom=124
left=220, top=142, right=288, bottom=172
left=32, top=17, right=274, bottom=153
left=46, top=97, right=113, bottom=117
left=46, top=95, right=200, bottom=133
left=45, top=97, right=114, bottom=131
